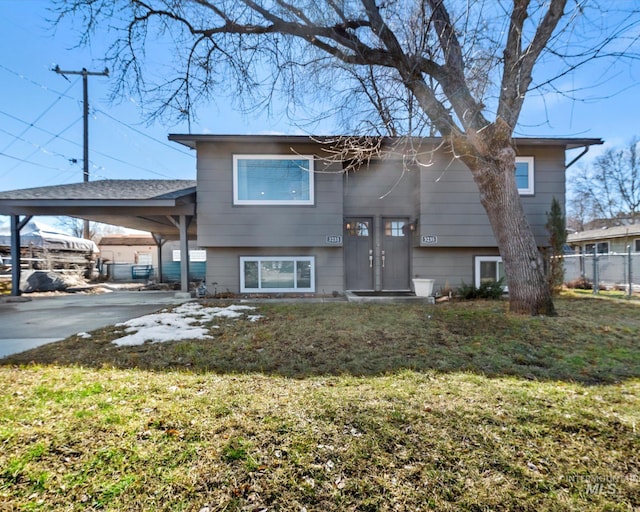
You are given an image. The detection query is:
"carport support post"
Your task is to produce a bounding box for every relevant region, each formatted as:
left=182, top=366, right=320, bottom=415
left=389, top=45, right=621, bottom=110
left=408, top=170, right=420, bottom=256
left=179, top=216, right=190, bottom=293
left=152, top=234, right=166, bottom=284
left=10, top=215, right=32, bottom=296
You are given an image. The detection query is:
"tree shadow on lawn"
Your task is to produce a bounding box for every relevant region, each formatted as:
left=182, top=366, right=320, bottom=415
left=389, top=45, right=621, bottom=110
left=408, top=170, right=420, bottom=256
left=1, top=298, right=639, bottom=385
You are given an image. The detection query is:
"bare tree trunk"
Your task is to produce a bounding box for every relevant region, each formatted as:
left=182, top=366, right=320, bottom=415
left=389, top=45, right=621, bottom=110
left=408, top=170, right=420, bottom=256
left=469, top=149, right=556, bottom=316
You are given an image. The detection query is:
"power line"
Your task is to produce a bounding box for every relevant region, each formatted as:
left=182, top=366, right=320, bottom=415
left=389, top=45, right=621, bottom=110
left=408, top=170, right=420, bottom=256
left=0, top=64, right=192, bottom=156
left=0, top=109, right=82, bottom=147
left=1, top=64, right=194, bottom=183
left=0, top=151, right=78, bottom=173
left=0, top=64, right=77, bottom=101
left=0, top=109, right=174, bottom=179
left=95, top=108, right=193, bottom=156
left=0, top=65, right=193, bottom=157
left=0, top=76, right=79, bottom=154
left=0, top=126, right=78, bottom=163
left=0, top=117, right=83, bottom=179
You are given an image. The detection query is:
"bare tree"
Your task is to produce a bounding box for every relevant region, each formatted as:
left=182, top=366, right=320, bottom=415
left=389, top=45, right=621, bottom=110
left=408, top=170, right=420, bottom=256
left=569, top=137, right=640, bottom=229
left=53, top=0, right=640, bottom=315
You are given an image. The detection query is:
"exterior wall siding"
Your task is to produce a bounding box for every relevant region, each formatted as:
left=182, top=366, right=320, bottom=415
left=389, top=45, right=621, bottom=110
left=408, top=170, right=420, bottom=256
left=187, top=136, right=578, bottom=295
left=411, top=247, right=501, bottom=294
left=417, top=145, right=565, bottom=248
left=343, top=160, right=419, bottom=218
left=196, top=141, right=344, bottom=248
left=206, top=247, right=343, bottom=294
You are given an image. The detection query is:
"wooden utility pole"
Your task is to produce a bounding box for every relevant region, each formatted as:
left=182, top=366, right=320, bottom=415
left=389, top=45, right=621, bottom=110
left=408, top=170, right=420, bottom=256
left=53, top=66, right=109, bottom=239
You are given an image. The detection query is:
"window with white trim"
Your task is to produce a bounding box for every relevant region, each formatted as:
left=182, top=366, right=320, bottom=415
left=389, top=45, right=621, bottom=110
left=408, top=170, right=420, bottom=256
left=584, top=242, right=609, bottom=255
left=240, top=256, right=315, bottom=292
left=233, top=155, right=314, bottom=205
left=634, top=239, right=640, bottom=252
left=475, top=256, right=506, bottom=288
left=515, top=156, right=534, bottom=195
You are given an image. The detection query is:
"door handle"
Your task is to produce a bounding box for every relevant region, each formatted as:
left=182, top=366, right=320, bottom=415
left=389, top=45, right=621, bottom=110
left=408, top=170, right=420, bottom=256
left=369, top=249, right=373, bottom=268
left=382, top=250, right=385, bottom=268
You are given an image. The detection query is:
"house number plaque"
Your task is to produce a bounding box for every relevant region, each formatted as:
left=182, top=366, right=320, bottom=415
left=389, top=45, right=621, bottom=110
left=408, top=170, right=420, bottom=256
left=326, top=235, right=342, bottom=245
left=421, top=235, right=438, bottom=245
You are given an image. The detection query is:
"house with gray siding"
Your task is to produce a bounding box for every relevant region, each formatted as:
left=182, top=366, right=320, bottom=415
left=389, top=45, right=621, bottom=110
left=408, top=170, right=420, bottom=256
left=166, top=135, right=601, bottom=296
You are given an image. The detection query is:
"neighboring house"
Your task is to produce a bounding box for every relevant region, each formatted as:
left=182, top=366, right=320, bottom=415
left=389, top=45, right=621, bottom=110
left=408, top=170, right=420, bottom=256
left=97, top=234, right=206, bottom=282
left=167, top=135, right=600, bottom=295
left=98, top=234, right=157, bottom=266
left=567, top=225, right=640, bottom=255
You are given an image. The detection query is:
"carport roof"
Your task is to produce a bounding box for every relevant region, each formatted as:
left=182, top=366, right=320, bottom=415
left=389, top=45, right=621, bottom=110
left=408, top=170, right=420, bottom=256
left=0, top=179, right=197, bottom=239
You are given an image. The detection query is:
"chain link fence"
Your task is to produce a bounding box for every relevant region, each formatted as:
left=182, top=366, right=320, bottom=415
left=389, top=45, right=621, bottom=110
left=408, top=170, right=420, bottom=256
left=563, top=251, right=640, bottom=294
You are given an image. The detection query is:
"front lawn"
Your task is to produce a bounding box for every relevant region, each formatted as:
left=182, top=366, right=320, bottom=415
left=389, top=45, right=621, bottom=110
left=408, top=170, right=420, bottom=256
left=1, top=294, right=638, bottom=510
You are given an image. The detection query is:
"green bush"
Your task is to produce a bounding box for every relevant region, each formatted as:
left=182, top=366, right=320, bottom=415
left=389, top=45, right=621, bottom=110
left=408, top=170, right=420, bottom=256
left=457, top=279, right=505, bottom=300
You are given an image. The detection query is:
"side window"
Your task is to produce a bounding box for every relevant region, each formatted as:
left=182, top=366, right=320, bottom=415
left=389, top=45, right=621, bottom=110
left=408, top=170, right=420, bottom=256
left=515, top=156, right=534, bottom=195
left=474, top=256, right=506, bottom=288
left=584, top=242, right=609, bottom=254
left=233, top=155, right=314, bottom=205
left=634, top=239, right=640, bottom=252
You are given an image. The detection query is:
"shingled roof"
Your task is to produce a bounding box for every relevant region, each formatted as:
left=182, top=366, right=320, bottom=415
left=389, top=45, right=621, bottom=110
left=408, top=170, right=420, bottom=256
left=568, top=225, right=640, bottom=243
left=0, top=180, right=197, bottom=239
left=0, top=179, right=196, bottom=201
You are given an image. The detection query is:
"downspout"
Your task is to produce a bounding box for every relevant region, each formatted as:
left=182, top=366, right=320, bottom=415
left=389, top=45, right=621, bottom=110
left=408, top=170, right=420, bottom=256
left=566, top=145, right=591, bottom=170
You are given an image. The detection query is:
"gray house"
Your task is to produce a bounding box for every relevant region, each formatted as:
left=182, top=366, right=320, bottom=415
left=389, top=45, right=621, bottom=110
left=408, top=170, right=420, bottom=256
left=168, top=135, right=601, bottom=296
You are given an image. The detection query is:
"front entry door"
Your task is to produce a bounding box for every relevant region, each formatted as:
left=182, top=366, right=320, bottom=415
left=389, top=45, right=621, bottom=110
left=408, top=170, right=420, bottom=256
left=381, top=217, right=411, bottom=290
left=344, top=217, right=411, bottom=291
left=344, top=218, right=374, bottom=290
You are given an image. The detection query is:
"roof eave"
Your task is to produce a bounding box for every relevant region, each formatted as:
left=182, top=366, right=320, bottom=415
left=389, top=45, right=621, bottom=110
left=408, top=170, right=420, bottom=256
left=168, top=133, right=605, bottom=150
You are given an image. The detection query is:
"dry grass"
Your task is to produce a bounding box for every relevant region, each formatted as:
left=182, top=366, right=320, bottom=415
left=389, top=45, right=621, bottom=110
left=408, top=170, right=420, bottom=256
left=3, top=294, right=640, bottom=384
left=1, top=293, right=639, bottom=510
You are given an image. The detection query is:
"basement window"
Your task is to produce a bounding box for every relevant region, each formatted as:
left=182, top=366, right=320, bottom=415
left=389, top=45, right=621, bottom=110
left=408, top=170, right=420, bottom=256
left=240, top=256, right=315, bottom=293
left=474, top=256, right=506, bottom=288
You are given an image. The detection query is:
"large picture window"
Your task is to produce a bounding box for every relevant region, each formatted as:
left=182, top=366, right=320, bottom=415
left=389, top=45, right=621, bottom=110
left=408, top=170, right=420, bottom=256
left=475, top=256, right=506, bottom=288
left=515, top=156, right=534, bottom=195
left=234, top=155, right=314, bottom=205
left=240, top=256, right=315, bottom=292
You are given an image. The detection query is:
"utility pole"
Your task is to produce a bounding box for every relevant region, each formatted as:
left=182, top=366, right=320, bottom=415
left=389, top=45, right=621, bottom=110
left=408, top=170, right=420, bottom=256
left=53, top=65, right=109, bottom=239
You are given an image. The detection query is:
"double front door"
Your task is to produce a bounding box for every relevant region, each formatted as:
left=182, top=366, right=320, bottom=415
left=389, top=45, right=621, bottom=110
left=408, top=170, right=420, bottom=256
left=344, top=216, right=411, bottom=291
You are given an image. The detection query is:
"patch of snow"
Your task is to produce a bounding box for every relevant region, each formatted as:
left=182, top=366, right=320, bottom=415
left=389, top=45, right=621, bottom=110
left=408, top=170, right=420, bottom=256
left=77, top=332, right=92, bottom=339
left=111, top=303, right=262, bottom=347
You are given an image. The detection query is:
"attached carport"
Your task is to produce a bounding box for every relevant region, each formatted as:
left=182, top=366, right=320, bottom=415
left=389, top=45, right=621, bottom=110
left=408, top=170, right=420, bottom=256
left=0, top=179, right=197, bottom=296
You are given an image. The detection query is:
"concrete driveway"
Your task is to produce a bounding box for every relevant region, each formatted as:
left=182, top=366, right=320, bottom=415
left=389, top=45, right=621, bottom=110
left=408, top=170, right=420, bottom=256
left=0, top=290, right=191, bottom=359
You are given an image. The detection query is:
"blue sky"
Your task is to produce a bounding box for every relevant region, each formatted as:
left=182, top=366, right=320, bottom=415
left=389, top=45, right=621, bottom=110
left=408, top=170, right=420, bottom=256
left=0, top=0, right=638, bottom=199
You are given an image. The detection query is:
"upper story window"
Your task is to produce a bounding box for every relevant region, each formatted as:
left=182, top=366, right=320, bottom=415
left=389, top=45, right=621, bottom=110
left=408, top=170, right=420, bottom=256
left=515, top=156, right=534, bottom=195
left=233, top=155, right=314, bottom=205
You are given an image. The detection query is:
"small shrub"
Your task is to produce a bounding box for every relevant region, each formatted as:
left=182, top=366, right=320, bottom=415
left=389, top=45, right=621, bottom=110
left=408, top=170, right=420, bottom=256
left=565, top=276, right=593, bottom=290
left=457, top=279, right=505, bottom=300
